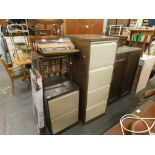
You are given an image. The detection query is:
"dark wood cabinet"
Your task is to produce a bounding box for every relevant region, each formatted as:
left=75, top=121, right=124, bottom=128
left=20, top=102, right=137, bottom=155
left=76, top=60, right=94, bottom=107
left=108, top=56, right=126, bottom=102
left=108, top=46, right=142, bottom=103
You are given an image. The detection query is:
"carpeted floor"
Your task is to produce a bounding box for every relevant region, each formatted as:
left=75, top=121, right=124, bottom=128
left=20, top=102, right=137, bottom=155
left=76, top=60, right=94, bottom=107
left=0, top=62, right=37, bottom=135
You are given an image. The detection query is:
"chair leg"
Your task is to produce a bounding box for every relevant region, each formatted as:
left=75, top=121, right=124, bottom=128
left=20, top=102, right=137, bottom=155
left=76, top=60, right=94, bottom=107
left=11, top=80, right=15, bottom=94
left=27, top=77, right=31, bottom=89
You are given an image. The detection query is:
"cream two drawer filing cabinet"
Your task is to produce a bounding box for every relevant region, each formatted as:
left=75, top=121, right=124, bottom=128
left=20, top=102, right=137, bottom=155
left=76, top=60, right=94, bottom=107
left=70, top=35, right=118, bottom=123
left=44, top=80, right=79, bottom=134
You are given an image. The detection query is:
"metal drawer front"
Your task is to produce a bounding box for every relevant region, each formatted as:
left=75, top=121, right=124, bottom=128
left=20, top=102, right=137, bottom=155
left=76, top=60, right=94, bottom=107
left=52, top=110, right=78, bottom=134
left=86, top=102, right=107, bottom=122
left=48, top=90, right=79, bottom=120
left=89, top=42, right=117, bottom=70
left=87, top=85, right=110, bottom=108
left=88, top=66, right=113, bottom=91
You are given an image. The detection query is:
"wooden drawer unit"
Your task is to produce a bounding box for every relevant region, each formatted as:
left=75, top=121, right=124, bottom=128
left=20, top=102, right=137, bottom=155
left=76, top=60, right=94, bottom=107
left=70, top=35, right=118, bottom=123
left=44, top=80, right=79, bottom=134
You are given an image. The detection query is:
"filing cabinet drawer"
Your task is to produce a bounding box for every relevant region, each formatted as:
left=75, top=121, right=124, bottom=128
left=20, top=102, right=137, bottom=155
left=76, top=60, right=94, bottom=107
left=52, top=109, right=78, bottom=134
left=87, top=85, right=110, bottom=108
left=88, top=66, right=113, bottom=91
left=48, top=90, right=79, bottom=120
left=85, top=101, right=107, bottom=122
left=89, top=42, right=117, bottom=70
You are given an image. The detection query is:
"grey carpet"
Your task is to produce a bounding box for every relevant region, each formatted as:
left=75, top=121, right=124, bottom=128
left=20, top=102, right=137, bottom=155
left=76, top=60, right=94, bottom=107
left=0, top=62, right=155, bottom=135
left=0, top=63, right=37, bottom=135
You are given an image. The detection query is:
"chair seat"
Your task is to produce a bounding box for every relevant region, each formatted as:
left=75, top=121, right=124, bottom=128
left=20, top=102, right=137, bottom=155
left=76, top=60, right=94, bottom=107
left=24, top=67, right=30, bottom=74
left=12, top=67, right=29, bottom=77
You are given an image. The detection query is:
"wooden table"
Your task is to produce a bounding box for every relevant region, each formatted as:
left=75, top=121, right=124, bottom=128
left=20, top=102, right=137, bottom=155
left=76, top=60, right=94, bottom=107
left=29, top=35, right=59, bottom=42
left=36, top=39, right=80, bottom=55
left=29, top=35, right=59, bottom=51
left=12, top=54, right=31, bottom=66
left=37, top=49, right=80, bottom=55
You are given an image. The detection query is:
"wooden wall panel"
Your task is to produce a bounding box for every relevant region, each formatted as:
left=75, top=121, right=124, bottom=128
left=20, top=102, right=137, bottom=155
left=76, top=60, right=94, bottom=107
left=0, top=19, right=7, bottom=25
left=65, top=19, right=104, bottom=35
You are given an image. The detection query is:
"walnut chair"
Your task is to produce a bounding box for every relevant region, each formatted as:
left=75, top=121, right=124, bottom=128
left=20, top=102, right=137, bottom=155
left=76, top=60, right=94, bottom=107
left=0, top=58, right=30, bottom=94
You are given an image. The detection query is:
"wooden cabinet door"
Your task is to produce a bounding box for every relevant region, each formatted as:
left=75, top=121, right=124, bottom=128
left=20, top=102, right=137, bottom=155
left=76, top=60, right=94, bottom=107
left=0, top=19, right=7, bottom=25
left=108, top=57, right=127, bottom=103
left=121, top=52, right=140, bottom=96
left=108, top=50, right=141, bottom=103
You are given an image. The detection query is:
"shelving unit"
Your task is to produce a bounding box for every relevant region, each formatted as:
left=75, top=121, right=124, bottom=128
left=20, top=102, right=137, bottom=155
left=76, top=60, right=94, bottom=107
left=108, top=25, right=123, bottom=36
left=143, top=19, right=149, bottom=27
left=129, top=19, right=138, bottom=28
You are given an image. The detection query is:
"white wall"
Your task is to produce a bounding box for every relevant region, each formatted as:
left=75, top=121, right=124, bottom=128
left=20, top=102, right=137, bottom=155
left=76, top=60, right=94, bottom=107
left=103, top=19, right=108, bottom=34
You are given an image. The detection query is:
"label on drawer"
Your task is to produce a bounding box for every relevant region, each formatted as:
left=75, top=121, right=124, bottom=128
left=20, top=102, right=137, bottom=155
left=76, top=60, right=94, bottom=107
left=89, top=42, right=117, bottom=70
left=87, top=85, right=110, bottom=108
left=88, top=66, right=113, bottom=91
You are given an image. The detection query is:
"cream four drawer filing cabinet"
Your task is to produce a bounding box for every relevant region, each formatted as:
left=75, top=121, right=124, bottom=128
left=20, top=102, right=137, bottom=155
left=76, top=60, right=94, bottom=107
left=70, top=35, right=118, bottom=123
